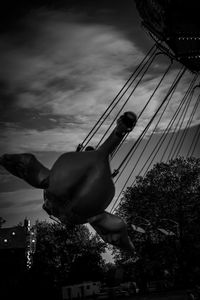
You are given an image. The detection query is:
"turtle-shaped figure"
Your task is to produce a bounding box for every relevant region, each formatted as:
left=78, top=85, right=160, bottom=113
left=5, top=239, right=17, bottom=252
left=0, top=112, right=137, bottom=252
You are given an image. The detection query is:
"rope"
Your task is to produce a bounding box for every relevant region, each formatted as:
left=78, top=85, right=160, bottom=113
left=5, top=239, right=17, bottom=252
left=96, top=47, right=158, bottom=149
left=110, top=67, right=186, bottom=213
left=139, top=77, right=197, bottom=180
left=166, top=79, right=197, bottom=161
left=172, top=94, right=200, bottom=159
left=187, top=117, right=200, bottom=157
left=76, top=44, right=157, bottom=151
left=160, top=76, right=198, bottom=161
left=132, top=79, right=190, bottom=182
left=190, top=124, right=200, bottom=157
left=113, top=61, right=174, bottom=183
left=141, top=79, right=195, bottom=178
left=110, top=58, right=173, bottom=159
left=109, top=72, right=174, bottom=213
left=112, top=67, right=186, bottom=178
left=169, top=91, right=195, bottom=160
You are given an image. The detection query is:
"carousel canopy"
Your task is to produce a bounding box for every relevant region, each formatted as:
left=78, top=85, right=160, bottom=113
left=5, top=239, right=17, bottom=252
left=134, top=0, right=200, bottom=73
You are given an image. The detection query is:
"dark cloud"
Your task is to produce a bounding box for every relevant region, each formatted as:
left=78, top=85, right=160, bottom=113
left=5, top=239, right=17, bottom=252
left=0, top=108, right=86, bottom=132
left=0, top=80, right=17, bottom=111
left=0, top=1, right=144, bottom=47
left=0, top=1, right=113, bottom=31
left=0, top=199, right=15, bottom=209
left=46, top=77, right=77, bottom=91
left=0, top=1, right=77, bottom=33
left=17, top=197, right=42, bottom=208
left=0, top=195, right=41, bottom=210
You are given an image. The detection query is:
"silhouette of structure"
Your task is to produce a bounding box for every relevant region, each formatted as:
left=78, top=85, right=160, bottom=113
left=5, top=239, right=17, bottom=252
left=0, top=219, right=36, bottom=297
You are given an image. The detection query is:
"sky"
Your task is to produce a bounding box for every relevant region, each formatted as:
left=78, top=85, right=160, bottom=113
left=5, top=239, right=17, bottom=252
left=0, top=0, right=199, bottom=234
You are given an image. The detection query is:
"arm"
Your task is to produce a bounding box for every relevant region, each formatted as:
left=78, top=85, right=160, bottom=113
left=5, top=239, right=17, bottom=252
left=0, top=153, right=50, bottom=189
left=89, top=211, right=135, bottom=252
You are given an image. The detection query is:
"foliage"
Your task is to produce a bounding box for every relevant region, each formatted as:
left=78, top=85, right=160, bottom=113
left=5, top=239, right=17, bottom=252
left=115, top=156, right=200, bottom=287
left=103, top=262, right=118, bottom=286
left=30, top=220, right=106, bottom=286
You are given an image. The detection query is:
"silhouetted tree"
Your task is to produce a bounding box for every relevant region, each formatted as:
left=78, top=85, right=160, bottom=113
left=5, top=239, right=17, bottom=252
left=30, top=220, right=106, bottom=290
left=115, top=156, right=200, bottom=288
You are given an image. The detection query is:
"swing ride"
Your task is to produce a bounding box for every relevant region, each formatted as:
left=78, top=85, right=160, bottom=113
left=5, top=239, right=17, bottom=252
left=0, top=0, right=199, bottom=252
left=0, top=112, right=137, bottom=251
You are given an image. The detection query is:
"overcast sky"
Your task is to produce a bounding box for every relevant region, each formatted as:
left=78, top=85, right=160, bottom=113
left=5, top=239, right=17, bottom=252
left=0, top=0, right=199, bottom=232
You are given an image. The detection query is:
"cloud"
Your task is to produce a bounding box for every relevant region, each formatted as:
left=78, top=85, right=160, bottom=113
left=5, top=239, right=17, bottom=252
left=0, top=187, right=49, bottom=227
left=0, top=126, right=87, bottom=153
left=0, top=9, right=143, bottom=153
left=0, top=188, right=43, bottom=214
left=0, top=10, right=142, bottom=113
left=0, top=8, right=199, bottom=157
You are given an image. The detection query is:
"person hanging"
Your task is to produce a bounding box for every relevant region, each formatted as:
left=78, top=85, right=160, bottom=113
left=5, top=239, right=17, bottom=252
left=0, top=111, right=137, bottom=252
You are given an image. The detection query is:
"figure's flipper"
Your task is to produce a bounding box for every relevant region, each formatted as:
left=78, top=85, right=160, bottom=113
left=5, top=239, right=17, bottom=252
left=0, top=153, right=50, bottom=189
left=89, top=211, right=135, bottom=252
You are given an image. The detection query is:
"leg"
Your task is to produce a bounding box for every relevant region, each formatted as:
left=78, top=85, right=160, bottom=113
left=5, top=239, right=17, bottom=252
left=98, top=112, right=137, bottom=156
left=89, top=211, right=135, bottom=252
left=0, top=153, right=50, bottom=189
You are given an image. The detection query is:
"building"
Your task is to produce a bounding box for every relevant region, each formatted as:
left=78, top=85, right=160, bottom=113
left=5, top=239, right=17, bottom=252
left=0, top=219, right=36, bottom=297
left=62, top=281, right=101, bottom=299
